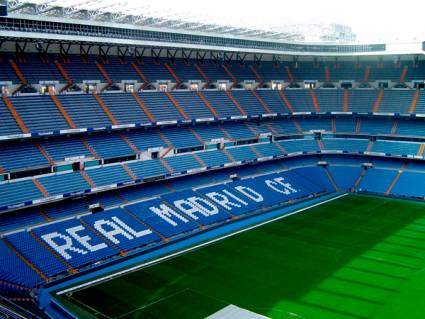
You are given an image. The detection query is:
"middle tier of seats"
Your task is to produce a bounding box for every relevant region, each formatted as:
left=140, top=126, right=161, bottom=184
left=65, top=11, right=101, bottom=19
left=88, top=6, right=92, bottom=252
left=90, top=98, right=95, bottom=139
left=1, top=116, right=425, bottom=176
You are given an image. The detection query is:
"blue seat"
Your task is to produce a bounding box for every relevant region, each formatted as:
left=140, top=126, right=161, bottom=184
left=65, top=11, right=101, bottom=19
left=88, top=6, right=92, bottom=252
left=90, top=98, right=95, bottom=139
left=197, top=150, right=232, bottom=168
left=171, top=91, right=215, bottom=119
left=372, top=140, right=420, bottom=157
left=253, top=143, right=284, bottom=157
left=17, top=54, right=64, bottom=83
left=31, top=218, right=117, bottom=269
left=62, top=55, right=104, bottom=83
left=164, top=154, right=202, bottom=172
left=80, top=208, right=161, bottom=252
left=98, top=93, right=151, bottom=124
left=0, top=208, right=46, bottom=234
left=126, top=159, right=168, bottom=179
left=38, top=172, right=90, bottom=196
left=357, top=168, right=398, bottom=193
left=41, top=137, right=91, bottom=162
left=57, top=94, right=111, bottom=128
left=5, top=231, right=68, bottom=278
left=161, top=189, right=231, bottom=225
left=125, top=198, right=199, bottom=238
left=124, top=129, right=168, bottom=151
left=227, top=146, right=258, bottom=162
left=298, top=118, right=332, bottom=132
left=0, top=98, right=22, bottom=136
left=202, top=91, right=242, bottom=118
left=254, top=62, right=289, bottom=82
left=390, top=171, right=425, bottom=198
left=136, top=92, right=183, bottom=122
left=278, top=139, right=319, bottom=154
left=379, top=90, right=414, bottom=113
left=0, top=142, right=48, bottom=172
left=315, top=89, right=343, bottom=112
left=256, top=90, right=289, bottom=113
left=231, top=90, right=268, bottom=115
left=86, top=133, right=134, bottom=159
left=161, top=127, right=203, bottom=149
left=9, top=95, right=69, bottom=132
left=85, top=165, right=133, bottom=187
left=322, top=138, right=368, bottom=153
left=0, top=239, right=45, bottom=288
left=284, top=89, right=315, bottom=112
left=348, top=89, right=377, bottom=113
left=100, top=57, right=139, bottom=83
left=0, top=180, right=42, bottom=208
left=172, top=59, right=203, bottom=82
left=328, top=166, right=362, bottom=190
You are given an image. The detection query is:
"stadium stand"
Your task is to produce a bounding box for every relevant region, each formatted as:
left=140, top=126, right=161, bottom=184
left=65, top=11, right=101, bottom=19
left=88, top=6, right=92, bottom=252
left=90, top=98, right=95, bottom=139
left=2, top=14, right=425, bottom=318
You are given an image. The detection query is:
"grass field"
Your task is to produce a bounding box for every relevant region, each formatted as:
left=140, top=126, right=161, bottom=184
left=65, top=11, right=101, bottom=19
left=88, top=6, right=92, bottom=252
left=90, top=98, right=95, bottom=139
left=60, top=194, right=425, bottom=319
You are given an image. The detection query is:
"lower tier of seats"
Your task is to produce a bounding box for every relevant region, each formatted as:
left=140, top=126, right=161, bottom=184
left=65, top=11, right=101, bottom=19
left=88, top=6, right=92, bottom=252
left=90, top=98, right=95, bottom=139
left=0, top=165, right=332, bottom=290
left=2, top=152, right=425, bottom=301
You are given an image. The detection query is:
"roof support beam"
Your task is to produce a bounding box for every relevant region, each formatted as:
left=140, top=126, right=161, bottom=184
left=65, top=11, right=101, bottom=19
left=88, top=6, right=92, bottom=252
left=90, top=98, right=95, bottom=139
left=59, top=43, right=72, bottom=56
left=151, top=48, right=163, bottom=59
left=196, top=51, right=207, bottom=63
left=80, top=45, right=93, bottom=56
left=134, top=47, right=146, bottom=60
left=254, top=54, right=263, bottom=64
left=166, top=49, right=178, bottom=61
left=117, top=46, right=129, bottom=58
left=15, top=41, right=27, bottom=54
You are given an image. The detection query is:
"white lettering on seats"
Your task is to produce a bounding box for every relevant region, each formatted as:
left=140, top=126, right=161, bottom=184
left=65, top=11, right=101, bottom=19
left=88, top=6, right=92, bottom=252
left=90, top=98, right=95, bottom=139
left=67, top=225, right=107, bottom=252
left=265, top=177, right=298, bottom=195
left=188, top=196, right=219, bottom=216
left=204, top=190, right=248, bottom=211
left=149, top=203, right=190, bottom=226
left=234, top=186, right=264, bottom=202
left=41, top=231, right=89, bottom=260
left=173, top=199, right=205, bottom=220
left=174, top=196, right=219, bottom=219
left=111, top=216, right=152, bottom=238
left=94, top=219, right=133, bottom=244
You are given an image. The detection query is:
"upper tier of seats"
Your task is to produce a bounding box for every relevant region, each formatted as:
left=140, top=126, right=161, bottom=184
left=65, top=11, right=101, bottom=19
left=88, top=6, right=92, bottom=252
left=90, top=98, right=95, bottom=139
left=2, top=52, right=425, bottom=84
left=1, top=88, right=425, bottom=138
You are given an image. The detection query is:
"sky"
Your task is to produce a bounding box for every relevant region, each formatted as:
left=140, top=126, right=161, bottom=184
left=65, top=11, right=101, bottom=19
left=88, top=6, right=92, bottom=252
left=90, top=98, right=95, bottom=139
left=124, top=0, right=425, bottom=42
left=29, top=0, right=425, bottom=42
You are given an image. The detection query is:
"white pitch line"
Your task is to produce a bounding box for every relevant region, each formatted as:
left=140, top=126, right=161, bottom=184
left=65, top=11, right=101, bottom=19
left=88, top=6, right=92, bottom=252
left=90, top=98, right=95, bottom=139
left=58, top=193, right=348, bottom=296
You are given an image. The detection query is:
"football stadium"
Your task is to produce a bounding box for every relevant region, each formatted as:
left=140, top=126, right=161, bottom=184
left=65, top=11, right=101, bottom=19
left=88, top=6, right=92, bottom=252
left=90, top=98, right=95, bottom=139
left=1, top=0, right=425, bottom=318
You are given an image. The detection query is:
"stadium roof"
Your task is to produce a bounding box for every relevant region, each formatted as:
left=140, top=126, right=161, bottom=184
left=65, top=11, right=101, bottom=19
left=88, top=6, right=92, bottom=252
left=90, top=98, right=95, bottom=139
left=6, top=0, right=357, bottom=43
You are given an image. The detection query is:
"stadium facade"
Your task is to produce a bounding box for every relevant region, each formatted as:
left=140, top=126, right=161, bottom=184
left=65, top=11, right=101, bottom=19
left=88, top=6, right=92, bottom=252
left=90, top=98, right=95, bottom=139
left=1, top=1, right=425, bottom=318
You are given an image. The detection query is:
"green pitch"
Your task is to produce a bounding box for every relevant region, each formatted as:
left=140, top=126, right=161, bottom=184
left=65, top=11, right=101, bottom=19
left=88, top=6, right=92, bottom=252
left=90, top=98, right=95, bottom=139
left=59, top=195, right=425, bottom=319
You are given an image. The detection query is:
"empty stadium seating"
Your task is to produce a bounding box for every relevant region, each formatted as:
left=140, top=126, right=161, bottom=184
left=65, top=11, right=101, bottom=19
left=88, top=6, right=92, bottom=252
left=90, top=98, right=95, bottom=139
left=2, top=89, right=425, bottom=139
left=16, top=54, right=64, bottom=84
left=357, top=168, right=399, bottom=194
left=371, top=140, right=421, bottom=157
left=57, top=94, right=112, bottom=128
left=3, top=50, right=425, bottom=309
left=4, top=53, right=425, bottom=88
left=8, top=95, right=70, bottom=132
left=322, top=138, right=368, bottom=153
left=99, top=57, right=139, bottom=83
left=0, top=168, right=332, bottom=289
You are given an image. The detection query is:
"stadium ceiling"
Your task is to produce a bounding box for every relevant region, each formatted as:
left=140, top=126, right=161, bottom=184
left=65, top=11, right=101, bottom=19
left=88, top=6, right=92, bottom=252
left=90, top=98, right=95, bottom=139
left=6, top=0, right=330, bottom=43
